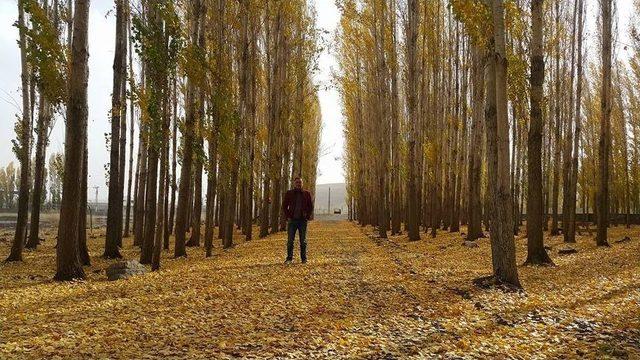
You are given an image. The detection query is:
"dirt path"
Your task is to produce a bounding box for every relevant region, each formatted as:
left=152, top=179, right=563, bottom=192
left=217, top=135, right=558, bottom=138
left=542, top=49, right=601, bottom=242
left=1, top=221, right=639, bottom=358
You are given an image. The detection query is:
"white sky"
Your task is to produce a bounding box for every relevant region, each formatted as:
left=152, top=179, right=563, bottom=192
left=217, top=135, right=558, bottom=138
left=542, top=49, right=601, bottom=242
left=312, top=0, right=344, bottom=185
left=0, top=0, right=635, bottom=200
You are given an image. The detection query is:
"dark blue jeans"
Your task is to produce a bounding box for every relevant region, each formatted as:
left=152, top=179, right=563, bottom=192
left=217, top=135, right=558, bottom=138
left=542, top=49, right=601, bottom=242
left=286, top=219, right=308, bottom=261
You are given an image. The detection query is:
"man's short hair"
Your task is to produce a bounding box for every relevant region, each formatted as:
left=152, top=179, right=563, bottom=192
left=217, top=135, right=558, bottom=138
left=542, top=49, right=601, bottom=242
left=294, top=177, right=302, bottom=181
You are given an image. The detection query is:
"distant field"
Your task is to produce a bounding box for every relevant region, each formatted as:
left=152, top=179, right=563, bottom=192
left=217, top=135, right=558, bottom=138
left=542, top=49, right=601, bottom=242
left=0, top=212, right=107, bottom=229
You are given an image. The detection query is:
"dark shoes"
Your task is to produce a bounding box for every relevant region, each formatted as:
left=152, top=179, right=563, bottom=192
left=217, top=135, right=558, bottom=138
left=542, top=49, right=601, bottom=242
left=284, top=259, right=307, bottom=264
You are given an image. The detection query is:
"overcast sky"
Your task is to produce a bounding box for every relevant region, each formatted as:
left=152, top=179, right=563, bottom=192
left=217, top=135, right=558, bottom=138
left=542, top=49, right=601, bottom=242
left=0, top=0, right=635, bottom=201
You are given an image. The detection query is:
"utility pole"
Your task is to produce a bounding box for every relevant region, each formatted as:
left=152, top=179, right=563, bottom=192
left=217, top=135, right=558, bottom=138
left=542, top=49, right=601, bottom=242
left=92, top=186, right=99, bottom=235
left=328, top=187, right=331, bottom=215
left=93, top=186, right=99, bottom=206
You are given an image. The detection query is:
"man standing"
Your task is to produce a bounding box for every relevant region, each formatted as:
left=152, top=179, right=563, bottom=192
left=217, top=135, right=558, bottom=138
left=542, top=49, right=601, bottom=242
left=282, top=177, right=314, bottom=264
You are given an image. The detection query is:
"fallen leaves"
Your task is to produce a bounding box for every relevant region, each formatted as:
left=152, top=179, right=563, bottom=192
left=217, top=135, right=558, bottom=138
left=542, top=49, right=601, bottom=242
left=0, top=222, right=639, bottom=358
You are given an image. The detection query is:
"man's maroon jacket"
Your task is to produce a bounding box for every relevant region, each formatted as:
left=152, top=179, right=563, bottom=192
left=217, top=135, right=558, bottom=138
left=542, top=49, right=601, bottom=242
left=282, top=189, right=314, bottom=220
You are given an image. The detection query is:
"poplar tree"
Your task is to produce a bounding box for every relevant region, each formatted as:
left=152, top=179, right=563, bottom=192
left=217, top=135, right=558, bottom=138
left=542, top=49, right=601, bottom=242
left=54, top=0, right=90, bottom=281
left=6, top=0, right=32, bottom=262
left=525, top=0, right=553, bottom=265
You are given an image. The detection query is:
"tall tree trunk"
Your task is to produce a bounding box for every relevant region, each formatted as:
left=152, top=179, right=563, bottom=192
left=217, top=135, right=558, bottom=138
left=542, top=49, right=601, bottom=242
left=35, top=0, right=62, bottom=250
left=452, top=36, right=467, bottom=233
left=405, top=0, right=420, bottom=241
left=187, top=157, right=203, bottom=247
left=174, top=0, right=202, bottom=257
left=140, top=145, right=158, bottom=264
left=389, top=0, right=401, bottom=235
left=204, top=135, right=218, bottom=257
left=224, top=138, right=241, bottom=249
left=7, top=0, right=32, bottom=262
left=133, top=131, right=147, bottom=247
left=467, top=45, right=485, bottom=241
left=152, top=73, right=170, bottom=271
left=117, top=23, right=128, bottom=247
left=243, top=14, right=257, bottom=241
left=163, top=138, right=171, bottom=250
left=596, top=0, right=612, bottom=247
left=270, top=161, right=282, bottom=234
left=140, top=2, right=163, bottom=265
left=262, top=5, right=283, bottom=238
left=550, top=0, right=562, bottom=236
left=78, top=139, right=90, bottom=266
left=525, top=0, right=553, bottom=265
left=168, top=77, right=178, bottom=235
left=565, top=0, right=585, bottom=243
left=488, top=0, right=520, bottom=287
left=123, top=3, right=135, bottom=238
left=562, top=0, right=578, bottom=241
left=373, top=0, right=388, bottom=239
left=152, top=140, right=167, bottom=270
left=25, top=99, right=51, bottom=250
left=118, top=64, right=127, bottom=247
left=105, top=0, right=127, bottom=259
left=278, top=152, right=290, bottom=231
left=54, top=0, right=90, bottom=281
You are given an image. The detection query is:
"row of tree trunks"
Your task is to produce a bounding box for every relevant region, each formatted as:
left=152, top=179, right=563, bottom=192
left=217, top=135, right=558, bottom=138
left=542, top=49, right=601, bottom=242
left=9, top=0, right=322, bottom=279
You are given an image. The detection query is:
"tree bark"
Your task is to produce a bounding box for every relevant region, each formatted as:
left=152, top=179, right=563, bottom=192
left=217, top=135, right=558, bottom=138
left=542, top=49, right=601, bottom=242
left=7, top=0, right=32, bottom=262
left=596, top=0, right=612, bottom=247
left=187, top=157, right=203, bottom=247
left=133, top=130, right=147, bottom=247
left=389, top=0, right=401, bottom=235
left=54, top=0, right=90, bottom=281
left=25, top=99, right=51, bottom=250
left=152, top=69, right=170, bottom=271
left=78, top=138, right=90, bottom=266
left=243, top=12, right=258, bottom=241
left=204, top=134, right=218, bottom=257
left=525, top=0, right=553, bottom=266
left=565, top=0, right=584, bottom=243
left=105, top=0, right=127, bottom=259
left=405, top=0, right=420, bottom=241
left=488, top=0, right=521, bottom=287
left=550, top=0, right=562, bottom=236
left=123, top=2, right=135, bottom=239
left=117, top=18, right=128, bottom=247
left=174, top=0, right=202, bottom=257
left=561, top=0, right=579, bottom=241
left=467, top=45, right=485, bottom=241
left=140, top=2, right=163, bottom=264
left=168, top=77, right=178, bottom=235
